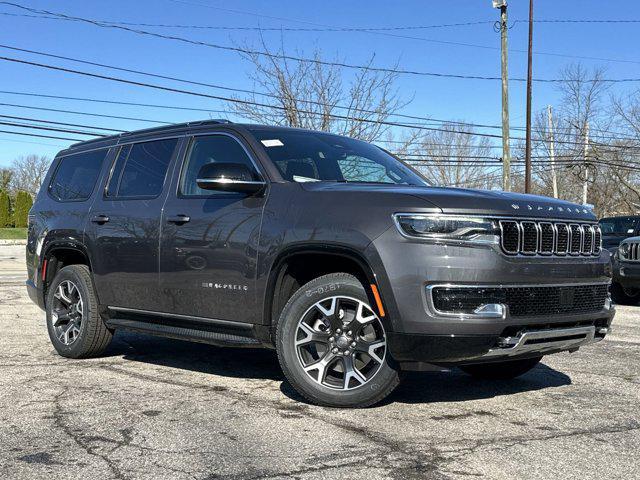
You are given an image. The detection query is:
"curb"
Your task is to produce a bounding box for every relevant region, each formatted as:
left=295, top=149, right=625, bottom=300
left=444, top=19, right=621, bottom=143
left=0, top=240, right=27, bottom=246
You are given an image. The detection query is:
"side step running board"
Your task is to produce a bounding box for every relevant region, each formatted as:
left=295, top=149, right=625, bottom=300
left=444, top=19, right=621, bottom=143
left=105, top=318, right=261, bottom=347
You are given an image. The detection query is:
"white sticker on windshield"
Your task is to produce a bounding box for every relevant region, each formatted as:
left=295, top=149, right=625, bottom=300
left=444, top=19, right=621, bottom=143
left=261, top=139, right=284, bottom=147
left=293, top=175, right=320, bottom=183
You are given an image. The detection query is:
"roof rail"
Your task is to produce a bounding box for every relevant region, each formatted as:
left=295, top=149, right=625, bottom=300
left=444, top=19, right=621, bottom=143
left=68, top=119, right=233, bottom=149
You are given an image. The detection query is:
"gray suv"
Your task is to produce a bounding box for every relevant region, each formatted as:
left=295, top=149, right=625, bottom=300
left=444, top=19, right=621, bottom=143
left=26, top=120, right=615, bottom=407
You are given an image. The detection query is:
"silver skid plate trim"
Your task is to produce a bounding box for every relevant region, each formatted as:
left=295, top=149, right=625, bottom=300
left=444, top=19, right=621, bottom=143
left=483, top=326, right=599, bottom=358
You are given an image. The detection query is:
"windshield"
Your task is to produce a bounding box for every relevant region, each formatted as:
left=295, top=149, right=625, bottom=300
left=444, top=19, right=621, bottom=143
left=248, top=128, right=428, bottom=186
left=599, top=217, right=638, bottom=235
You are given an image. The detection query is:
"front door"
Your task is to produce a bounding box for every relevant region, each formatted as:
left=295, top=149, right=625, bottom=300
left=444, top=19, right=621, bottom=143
left=86, top=137, right=181, bottom=311
left=159, top=133, right=267, bottom=323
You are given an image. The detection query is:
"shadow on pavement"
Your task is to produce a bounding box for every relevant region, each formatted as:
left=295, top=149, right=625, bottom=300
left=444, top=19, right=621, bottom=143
left=105, top=330, right=284, bottom=381
left=105, top=330, right=571, bottom=405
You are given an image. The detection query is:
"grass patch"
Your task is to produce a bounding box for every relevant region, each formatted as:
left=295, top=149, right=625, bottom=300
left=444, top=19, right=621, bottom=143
left=0, top=228, right=27, bottom=240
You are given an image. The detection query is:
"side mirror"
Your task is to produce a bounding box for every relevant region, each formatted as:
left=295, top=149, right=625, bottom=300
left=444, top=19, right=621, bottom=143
left=196, top=163, right=265, bottom=194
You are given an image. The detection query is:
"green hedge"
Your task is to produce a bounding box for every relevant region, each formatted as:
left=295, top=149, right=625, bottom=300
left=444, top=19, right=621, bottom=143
left=13, top=190, right=33, bottom=228
left=0, top=190, right=11, bottom=228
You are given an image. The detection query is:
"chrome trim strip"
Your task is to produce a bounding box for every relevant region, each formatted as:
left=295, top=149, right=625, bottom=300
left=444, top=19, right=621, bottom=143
left=107, top=306, right=253, bottom=329
left=499, top=220, right=519, bottom=254
left=538, top=222, right=553, bottom=255
left=520, top=220, right=538, bottom=255
left=483, top=326, right=597, bottom=358
left=568, top=223, right=582, bottom=256
left=426, top=282, right=611, bottom=320
left=196, top=178, right=266, bottom=186
left=555, top=223, right=569, bottom=255
left=426, top=285, right=507, bottom=320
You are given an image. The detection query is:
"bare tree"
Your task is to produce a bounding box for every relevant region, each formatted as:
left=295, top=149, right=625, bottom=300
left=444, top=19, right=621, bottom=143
left=403, top=123, right=500, bottom=189
left=11, top=155, right=52, bottom=198
left=228, top=40, right=410, bottom=143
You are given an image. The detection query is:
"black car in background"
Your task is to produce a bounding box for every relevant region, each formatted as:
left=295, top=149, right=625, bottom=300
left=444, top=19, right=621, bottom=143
left=611, top=236, right=640, bottom=305
left=599, top=215, right=640, bottom=253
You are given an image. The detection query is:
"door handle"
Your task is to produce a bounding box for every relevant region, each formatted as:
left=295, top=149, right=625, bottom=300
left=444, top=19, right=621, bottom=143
left=167, top=214, right=191, bottom=225
left=91, top=214, right=110, bottom=224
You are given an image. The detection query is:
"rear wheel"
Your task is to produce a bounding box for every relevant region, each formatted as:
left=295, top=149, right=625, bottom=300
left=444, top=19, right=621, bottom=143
left=459, top=357, right=542, bottom=380
left=276, top=273, right=400, bottom=408
left=46, top=265, right=113, bottom=358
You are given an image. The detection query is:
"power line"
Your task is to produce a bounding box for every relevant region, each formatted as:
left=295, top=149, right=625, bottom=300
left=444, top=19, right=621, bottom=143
left=0, top=135, right=67, bottom=147
left=0, top=101, right=173, bottom=124
left=3, top=2, right=639, bottom=83
left=0, top=119, right=105, bottom=137
left=4, top=2, right=638, bottom=67
left=0, top=113, right=125, bottom=132
left=0, top=11, right=494, bottom=32
left=3, top=54, right=639, bottom=152
left=0, top=91, right=231, bottom=119
left=0, top=128, right=82, bottom=141
left=1, top=45, right=637, bottom=144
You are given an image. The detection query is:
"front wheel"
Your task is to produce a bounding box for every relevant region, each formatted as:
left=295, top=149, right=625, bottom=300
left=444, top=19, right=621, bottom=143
left=276, top=273, right=400, bottom=408
left=459, top=357, right=542, bottom=380
left=610, top=282, right=640, bottom=305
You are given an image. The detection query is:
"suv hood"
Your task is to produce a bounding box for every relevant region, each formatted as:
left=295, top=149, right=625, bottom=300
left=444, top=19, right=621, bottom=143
left=301, top=183, right=597, bottom=221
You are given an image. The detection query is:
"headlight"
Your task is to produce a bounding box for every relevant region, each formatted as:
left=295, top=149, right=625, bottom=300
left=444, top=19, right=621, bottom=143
left=619, top=243, right=630, bottom=259
left=394, top=214, right=499, bottom=241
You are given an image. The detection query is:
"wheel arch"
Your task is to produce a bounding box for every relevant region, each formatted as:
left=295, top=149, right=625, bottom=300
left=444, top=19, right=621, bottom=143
left=264, top=244, right=388, bottom=328
left=41, top=241, right=94, bottom=304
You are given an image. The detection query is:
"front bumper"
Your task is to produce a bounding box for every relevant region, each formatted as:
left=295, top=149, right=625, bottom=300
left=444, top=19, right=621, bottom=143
left=613, top=259, right=640, bottom=289
left=368, top=227, right=615, bottom=363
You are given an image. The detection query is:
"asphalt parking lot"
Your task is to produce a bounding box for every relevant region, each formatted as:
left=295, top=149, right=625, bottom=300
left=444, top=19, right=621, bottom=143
left=0, top=244, right=638, bottom=480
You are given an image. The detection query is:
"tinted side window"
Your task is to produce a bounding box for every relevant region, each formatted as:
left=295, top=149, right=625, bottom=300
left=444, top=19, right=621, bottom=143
left=49, top=149, right=108, bottom=201
left=113, top=139, right=178, bottom=198
left=179, top=135, right=260, bottom=196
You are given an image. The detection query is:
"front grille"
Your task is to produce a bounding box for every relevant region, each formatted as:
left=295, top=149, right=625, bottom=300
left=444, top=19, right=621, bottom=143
left=621, top=241, right=640, bottom=261
left=499, top=220, right=601, bottom=256
left=431, top=284, right=609, bottom=317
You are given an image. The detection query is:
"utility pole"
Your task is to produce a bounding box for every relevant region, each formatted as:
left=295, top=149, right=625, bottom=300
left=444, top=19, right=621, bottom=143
left=583, top=121, right=590, bottom=205
left=493, top=0, right=511, bottom=191
left=547, top=105, right=558, bottom=198
left=524, top=0, right=534, bottom=193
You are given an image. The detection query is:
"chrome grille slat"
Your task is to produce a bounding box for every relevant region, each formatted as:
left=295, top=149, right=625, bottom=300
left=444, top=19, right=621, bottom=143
left=499, top=219, right=600, bottom=257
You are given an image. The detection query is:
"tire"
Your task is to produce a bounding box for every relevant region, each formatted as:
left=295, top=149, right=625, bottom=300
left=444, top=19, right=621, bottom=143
left=459, top=356, right=542, bottom=380
left=275, top=273, right=400, bottom=408
left=46, top=264, right=113, bottom=358
left=610, top=282, right=640, bottom=306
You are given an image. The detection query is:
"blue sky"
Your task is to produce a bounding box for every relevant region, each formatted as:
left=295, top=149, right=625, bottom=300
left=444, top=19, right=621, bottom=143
left=0, top=0, right=639, bottom=167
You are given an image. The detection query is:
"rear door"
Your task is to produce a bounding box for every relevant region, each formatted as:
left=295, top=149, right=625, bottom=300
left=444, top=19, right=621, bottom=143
left=159, top=133, right=267, bottom=323
left=85, top=137, right=182, bottom=311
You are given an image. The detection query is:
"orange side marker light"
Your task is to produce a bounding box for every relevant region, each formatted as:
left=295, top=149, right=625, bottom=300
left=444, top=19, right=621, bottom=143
left=370, top=284, right=386, bottom=317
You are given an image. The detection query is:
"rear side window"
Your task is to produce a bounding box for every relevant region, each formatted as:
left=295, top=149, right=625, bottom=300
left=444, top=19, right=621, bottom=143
left=108, top=138, right=178, bottom=198
left=49, top=149, right=108, bottom=201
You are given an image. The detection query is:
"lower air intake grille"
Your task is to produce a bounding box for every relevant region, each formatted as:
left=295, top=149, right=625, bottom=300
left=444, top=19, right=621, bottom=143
left=431, top=284, right=609, bottom=317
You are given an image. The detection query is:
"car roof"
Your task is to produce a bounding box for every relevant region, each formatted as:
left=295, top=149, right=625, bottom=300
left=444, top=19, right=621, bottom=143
left=58, top=120, right=354, bottom=156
